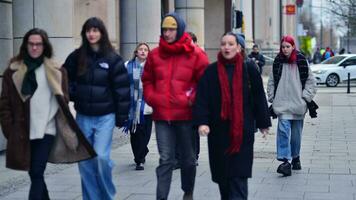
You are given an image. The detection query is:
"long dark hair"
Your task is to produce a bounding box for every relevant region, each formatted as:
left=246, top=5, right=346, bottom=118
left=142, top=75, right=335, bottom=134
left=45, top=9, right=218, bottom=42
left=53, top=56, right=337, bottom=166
left=10, top=28, right=53, bottom=63
left=221, top=32, right=246, bottom=59
left=78, top=17, right=114, bottom=75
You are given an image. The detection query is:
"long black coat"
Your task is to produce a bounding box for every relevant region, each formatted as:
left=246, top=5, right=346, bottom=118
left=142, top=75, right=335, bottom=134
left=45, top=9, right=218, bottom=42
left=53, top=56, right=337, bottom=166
left=193, top=60, right=271, bottom=183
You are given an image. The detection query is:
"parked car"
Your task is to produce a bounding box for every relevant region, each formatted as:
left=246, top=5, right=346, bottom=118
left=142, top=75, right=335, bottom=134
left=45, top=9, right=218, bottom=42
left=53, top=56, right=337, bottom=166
left=311, top=54, right=356, bottom=87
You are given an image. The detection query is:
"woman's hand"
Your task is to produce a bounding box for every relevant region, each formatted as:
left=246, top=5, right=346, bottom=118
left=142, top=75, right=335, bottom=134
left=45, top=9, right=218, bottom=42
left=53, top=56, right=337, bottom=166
left=198, top=125, right=210, bottom=136
left=259, top=128, right=269, bottom=139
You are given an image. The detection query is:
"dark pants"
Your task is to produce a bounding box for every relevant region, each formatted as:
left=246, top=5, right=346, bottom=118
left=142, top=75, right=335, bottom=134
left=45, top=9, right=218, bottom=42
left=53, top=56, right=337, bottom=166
left=155, top=121, right=196, bottom=200
left=28, top=134, right=54, bottom=200
left=175, top=130, right=200, bottom=166
left=130, top=114, right=153, bottom=164
left=218, top=177, right=248, bottom=200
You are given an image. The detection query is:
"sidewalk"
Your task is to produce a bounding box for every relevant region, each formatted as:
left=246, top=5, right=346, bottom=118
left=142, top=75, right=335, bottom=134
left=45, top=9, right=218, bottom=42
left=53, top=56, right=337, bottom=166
left=1, top=87, right=356, bottom=200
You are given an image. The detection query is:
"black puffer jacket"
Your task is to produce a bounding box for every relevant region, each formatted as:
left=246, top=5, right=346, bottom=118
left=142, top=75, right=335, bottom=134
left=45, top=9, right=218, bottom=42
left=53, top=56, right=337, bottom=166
left=63, top=49, right=130, bottom=126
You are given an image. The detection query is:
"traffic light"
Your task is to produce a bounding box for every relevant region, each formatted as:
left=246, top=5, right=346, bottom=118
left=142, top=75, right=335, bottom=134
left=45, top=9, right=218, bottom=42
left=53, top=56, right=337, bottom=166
left=235, top=10, right=243, bottom=29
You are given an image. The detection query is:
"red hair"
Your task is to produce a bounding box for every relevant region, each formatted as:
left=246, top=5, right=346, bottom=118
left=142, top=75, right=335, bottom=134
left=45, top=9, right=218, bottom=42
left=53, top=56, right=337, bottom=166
left=280, top=35, right=297, bottom=63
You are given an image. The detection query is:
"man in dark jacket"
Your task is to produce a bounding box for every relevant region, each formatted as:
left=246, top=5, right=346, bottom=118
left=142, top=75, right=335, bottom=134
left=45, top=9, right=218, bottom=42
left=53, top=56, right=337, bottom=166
left=142, top=13, right=209, bottom=200
left=248, top=44, right=265, bottom=75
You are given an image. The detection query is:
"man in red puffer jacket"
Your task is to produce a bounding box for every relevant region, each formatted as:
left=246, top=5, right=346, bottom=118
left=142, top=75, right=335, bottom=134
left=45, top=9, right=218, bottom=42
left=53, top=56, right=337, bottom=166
left=142, top=12, right=209, bottom=200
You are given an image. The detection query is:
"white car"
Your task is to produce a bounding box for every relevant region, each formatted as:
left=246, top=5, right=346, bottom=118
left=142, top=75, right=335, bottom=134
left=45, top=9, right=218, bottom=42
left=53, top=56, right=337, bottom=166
left=311, top=54, right=356, bottom=87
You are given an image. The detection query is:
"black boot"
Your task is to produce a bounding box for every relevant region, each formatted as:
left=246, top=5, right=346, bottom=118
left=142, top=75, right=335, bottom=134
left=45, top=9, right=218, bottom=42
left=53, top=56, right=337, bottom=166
left=277, top=161, right=292, bottom=176
left=292, top=156, right=301, bottom=170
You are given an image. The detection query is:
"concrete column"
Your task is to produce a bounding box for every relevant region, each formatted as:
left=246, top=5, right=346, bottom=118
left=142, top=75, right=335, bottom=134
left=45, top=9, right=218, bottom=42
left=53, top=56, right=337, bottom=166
left=0, top=0, right=13, bottom=72
left=13, top=0, right=75, bottom=63
left=175, top=0, right=205, bottom=48
left=282, top=0, right=297, bottom=38
left=120, top=0, right=161, bottom=60
left=0, top=0, right=12, bottom=151
left=204, top=0, right=224, bottom=60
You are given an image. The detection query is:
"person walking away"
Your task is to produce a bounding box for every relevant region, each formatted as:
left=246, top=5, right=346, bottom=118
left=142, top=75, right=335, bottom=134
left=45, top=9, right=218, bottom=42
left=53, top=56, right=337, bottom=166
left=142, top=13, right=209, bottom=200
left=124, top=42, right=153, bottom=170
left=193, top=32, right=271, bottom=200
left=248, top=44, right=265, bottom=75
left=63, top=17, right=130, bottom=200
left=267, top=35, right=317, bottom=177
left=312, top=47, right=322, bottom=64
left=0, top=28, right=96, bottom=200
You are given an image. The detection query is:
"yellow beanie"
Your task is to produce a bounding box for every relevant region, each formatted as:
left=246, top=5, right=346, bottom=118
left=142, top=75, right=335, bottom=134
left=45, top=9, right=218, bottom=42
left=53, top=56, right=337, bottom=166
left=162, top=16, right=177, bottom=29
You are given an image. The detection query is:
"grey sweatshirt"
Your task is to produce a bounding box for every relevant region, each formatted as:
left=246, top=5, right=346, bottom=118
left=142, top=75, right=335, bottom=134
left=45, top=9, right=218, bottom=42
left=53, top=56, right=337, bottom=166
left=267, top=63, right=317, bottom=120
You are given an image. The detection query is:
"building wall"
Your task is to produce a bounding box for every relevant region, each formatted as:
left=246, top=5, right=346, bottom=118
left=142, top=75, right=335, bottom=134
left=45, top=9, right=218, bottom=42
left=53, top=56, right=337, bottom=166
left=0, top=0, right=13, bottom=73
left=120, top=0, right=161, bottom=60
left=233, top=0, right=253, bottom=47
left=254, top=0, right=280, bottom=49
left=0, top=0, right=12, bottom=151
left=204, top=0, right=225, bottom=61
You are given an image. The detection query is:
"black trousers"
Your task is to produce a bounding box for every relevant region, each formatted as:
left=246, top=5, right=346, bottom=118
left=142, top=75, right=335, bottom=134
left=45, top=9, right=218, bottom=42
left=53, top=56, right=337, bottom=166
left=130, top=115, right=153, bottom=164
left=218, top=177, right=248, bottom=200
left=28, top=134, right=54, bottom=200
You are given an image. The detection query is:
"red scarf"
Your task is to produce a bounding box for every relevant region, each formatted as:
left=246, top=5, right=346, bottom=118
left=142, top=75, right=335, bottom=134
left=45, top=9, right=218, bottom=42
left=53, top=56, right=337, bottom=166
left=217, top=52, right=244, bottom=154
left=158, top=32, right=194, bottom=54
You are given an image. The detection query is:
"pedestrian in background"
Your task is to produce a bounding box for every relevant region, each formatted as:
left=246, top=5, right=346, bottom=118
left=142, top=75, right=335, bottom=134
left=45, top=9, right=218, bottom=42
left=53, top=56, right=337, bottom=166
left=248, top=44, right=265, bottom=75
left=321, top=47, right=334, bottom=61
left=124, top=42, right=153, bottom=171
left=267, top=35, right=317, bottom=177
left=63, top=17, right=130, bottom=200
left=312, top=47, right=322, bottom=64
left=142, top=13, right=209, bottom=200
left=193, top=32, right=271, bottom=200
left=0, top=28, right=96, bottom=200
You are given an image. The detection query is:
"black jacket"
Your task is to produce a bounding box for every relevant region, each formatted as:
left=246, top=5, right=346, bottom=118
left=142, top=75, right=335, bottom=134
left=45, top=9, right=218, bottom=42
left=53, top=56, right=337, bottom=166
left=63, top=49, right=130, bottom=126
left=193, top=60, right=271, bottom=182
left=248, top=52, right=265, bottom=73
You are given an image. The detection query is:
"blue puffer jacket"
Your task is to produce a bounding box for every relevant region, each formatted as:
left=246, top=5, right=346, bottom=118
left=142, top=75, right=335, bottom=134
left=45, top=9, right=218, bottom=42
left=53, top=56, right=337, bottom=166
left=63, top=48, right=130, bottom=126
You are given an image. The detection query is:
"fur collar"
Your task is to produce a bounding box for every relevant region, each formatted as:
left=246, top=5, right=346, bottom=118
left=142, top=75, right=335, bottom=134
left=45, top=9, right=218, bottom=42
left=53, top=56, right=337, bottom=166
left=10, top=58, right=64, bottom=102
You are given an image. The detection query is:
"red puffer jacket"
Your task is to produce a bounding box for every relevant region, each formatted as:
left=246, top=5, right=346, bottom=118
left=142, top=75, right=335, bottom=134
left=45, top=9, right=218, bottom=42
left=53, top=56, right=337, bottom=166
left=142, top=33, right=209, bottom=121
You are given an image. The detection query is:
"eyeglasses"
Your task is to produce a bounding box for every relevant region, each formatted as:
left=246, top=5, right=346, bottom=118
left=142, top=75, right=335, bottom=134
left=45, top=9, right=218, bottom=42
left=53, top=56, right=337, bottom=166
left=28, top=42, right=43, bottom=48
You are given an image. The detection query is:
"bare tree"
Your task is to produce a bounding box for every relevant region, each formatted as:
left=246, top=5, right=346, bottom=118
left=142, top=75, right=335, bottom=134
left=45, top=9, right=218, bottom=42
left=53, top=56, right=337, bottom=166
left=326, top=0, right=356, bottom=36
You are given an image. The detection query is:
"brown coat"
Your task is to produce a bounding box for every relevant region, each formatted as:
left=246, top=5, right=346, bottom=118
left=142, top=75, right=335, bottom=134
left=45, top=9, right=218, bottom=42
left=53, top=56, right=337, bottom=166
left=0, top=58, right=96, bottom=171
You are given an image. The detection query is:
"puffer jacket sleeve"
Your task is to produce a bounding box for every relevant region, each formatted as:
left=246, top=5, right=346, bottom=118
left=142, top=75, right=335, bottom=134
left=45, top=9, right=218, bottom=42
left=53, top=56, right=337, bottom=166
left=188, top=48, right=209, bottom=104
left=60, top=67, right=70, bottom=103
left=0, top=69, right=14, bottom=139
left=62, top=50, right=79, bottom=102
left=302, top=67, right=317, bottom=102
left=110, top=55, right=130, bottom=127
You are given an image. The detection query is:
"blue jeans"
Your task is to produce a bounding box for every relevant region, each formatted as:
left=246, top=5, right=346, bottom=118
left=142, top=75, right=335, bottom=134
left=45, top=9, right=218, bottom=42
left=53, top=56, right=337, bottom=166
left=276, top=119, right=304, bottom=161
left=76, top=113, right=116, bottom=200
left=155, top=121, right=196, bottom=200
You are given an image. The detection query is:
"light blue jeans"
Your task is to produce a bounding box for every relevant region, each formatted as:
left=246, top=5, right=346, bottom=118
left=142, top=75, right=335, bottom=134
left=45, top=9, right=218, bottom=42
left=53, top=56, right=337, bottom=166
left=76, top=113, right=116, bottom=200
left=276, top=119, right=304, bottom=161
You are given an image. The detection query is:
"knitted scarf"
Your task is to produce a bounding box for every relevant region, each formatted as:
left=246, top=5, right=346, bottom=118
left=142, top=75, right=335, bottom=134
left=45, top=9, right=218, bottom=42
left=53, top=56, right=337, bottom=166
left=217, top=52, right=244, bottom=154
left=158, top=32, right=194, bottom=54
left=124, top=58, right=146, bottom=133
left=21, top=54, right=44, bottom=96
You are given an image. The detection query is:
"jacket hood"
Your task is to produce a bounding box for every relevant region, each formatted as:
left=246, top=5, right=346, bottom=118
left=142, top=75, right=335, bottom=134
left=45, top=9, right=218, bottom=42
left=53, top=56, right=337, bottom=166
left=161, top=12, right=186, bottom=42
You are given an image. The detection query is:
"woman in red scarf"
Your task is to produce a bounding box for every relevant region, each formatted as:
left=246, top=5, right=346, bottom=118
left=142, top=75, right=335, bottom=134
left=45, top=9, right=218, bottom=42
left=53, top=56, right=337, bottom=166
left=193, top=32, right=271, bottom=200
